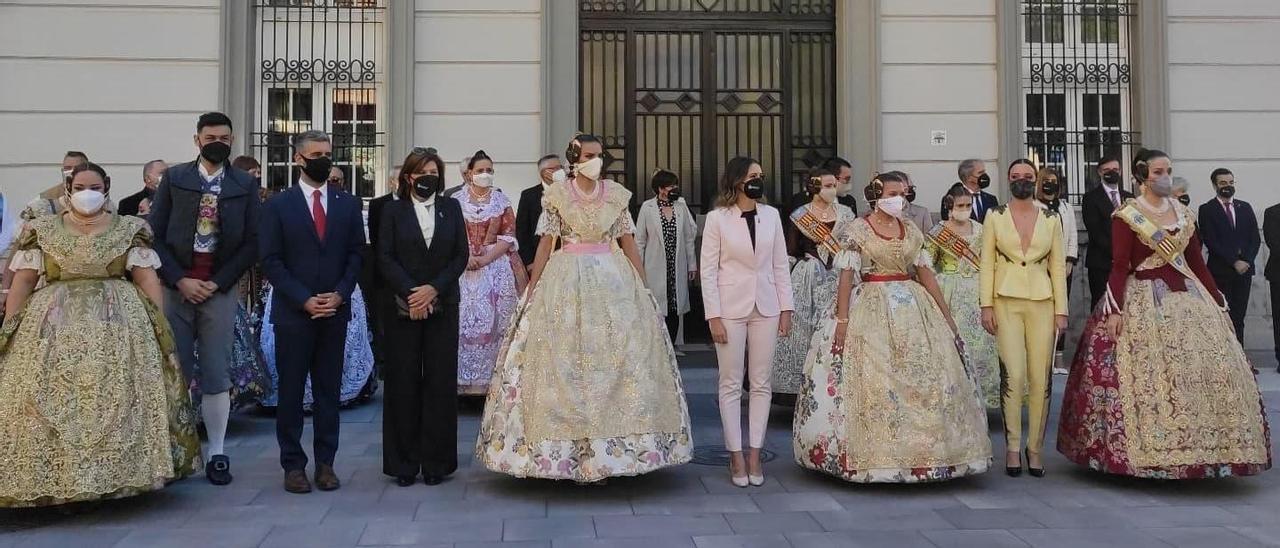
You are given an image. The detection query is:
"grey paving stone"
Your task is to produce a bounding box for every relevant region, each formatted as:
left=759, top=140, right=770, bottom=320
left=922, top=529, right=1032, bottom=548
left=11, top=528, right=130, bottom=548
left=749, top=492, right=843, bottom=513
left=592, top=515, right=732, bottom=539
left=552, top=537, right=696, bottom=548
left=1230, top=527, right=1280, bottom=547
left=181, top=502, right=332, bottom=528
left=1143, top=526, right=1266, bottom=548
left=260, top=523, right=369, bottom=548
left=700, top=475, right=788, bottom=494
left=723, top=512, right=823, bottom=535
left=630, top=494, right=760, bottom=515
left=810, top=509, right=955, bottom=532
left=359, top=515, right=504, bottom=545
left=953, top=491, right=1054, bottom=511
left=413, top=496, right=546, bottom=520
left=109, top=526, right=272, bottom=548
left=829, top=488, right=965, bottom=511
left=1009, top=527, right=1170, bottom=548
left=787, top=530, right=937, bottom=548
left=457, top=542, right=550, bottom=548
left=544, top=493, right=633, bottom=517
left=1018, top=506, right=1133, bottom=529
left=692, top=533, right=790, bottom=548
left=322, top=500, right=419, bottom=524
left=1121, top=505, right=1250, bottom=528
left=502, top=517, right=595, bottom=542
left=934, top=508, right=1044, bottom=530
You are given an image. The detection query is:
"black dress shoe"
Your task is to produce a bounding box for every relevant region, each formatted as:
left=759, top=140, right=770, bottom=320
left=206, top=455, right=233, bottom=485
left=395, top=476, right=416, bottom=487
left=1005, top=452, right=1023, bottom=477
left=1026, top=449, right=1045, bottom=478
left=423, top=474, right=443, bottom=486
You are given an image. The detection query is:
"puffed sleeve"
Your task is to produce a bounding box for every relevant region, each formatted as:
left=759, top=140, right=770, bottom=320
left=126, top=224, right=162, bottom=271
left=831, top=222, right=862, bottom=274
left=608, top=208, right=636, bottom=239
left=7, top=227, right=43, bottom=274
left=535, top=198, right=564, bottom=237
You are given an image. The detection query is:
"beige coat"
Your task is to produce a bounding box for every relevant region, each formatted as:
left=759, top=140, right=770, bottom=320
left=634, top=197, right=698, bottom=316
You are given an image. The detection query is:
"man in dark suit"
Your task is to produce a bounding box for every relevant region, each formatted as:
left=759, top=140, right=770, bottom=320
left=118, top=159, right=167, bottom=217
left=1262, top=201, right=1280, bottom=370
left=149, top=112, right=260, bottom=486
left=1199, top=168, right=1259, bottom=345
left=516, top=154, right=564, bottom=268
left=789, top=156, right=857, bottom=217
left=939, top=159, right=998, bottom=222
left=1081, top=154, right=1132, bottom=309
left=259, top=129, right=365, bottom=494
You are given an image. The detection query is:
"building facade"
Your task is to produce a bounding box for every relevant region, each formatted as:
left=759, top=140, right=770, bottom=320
left=2, top=0, right=1278, bottom=347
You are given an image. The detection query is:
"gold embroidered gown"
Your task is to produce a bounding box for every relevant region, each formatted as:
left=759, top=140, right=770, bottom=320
left=925, top=222, right=1000, bottom=408
left=792, top=218, right=991, bottom=482
left=476, top=180, right=693, bottom=481
left=0, top=215, right=201, bottom=507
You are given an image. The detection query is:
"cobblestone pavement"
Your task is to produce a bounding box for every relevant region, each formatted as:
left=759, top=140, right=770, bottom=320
left=3, top=351, right=1280, bottom=548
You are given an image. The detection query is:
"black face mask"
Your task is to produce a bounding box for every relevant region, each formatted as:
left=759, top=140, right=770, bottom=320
left=1177, top=194, right=1192, bottom=206
left=1217, top=185, right=1236, bottom=199
left=976, top=172, right=991, bottom=189
left=1102, top=170, right=1122, bottom=187
left=200, top=142, right=231, bottom=165
left=413, top=175, right=440, bottom=199
left=742, top=178, right=765, bottom=200
left=905, top=189, right=917, bottom=203
left=300, top=156, right=333, bottom=184
left=665, top=187, right=681, bottom=201
left=1010, top=179, right=1036, bottom=200
left=1040, top=181, right=1060, bottom=197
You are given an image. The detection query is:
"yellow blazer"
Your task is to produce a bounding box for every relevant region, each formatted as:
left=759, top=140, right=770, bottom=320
left=979, top=205, right=1068, bottom=315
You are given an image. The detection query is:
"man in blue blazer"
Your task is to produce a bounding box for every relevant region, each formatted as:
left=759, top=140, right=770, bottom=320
left=259, top=130, right=365, bottom=494
left=940, top=158, right=999, bottom=223
left=1199, top=167, right=1260, bottom=345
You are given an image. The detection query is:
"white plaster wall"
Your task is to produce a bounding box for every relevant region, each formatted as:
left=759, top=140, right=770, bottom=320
left=412, top=0, right=546, bottom=203
left=0, top=1, right=223, bottom=202
left=878, top=0, right=1000, bottom=211
left=1167, top=0, right=1280, bottom=351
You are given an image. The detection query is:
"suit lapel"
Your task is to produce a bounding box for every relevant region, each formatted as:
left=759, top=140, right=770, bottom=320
left=291, top=185, right=323, bottom=245
left=401, top=200, right=432, bottom=255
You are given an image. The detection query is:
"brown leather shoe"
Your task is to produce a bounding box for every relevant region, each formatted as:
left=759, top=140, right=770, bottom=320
left=315, top=464, right=341, bottom=491
left=284, top=470, right=312, bottom=494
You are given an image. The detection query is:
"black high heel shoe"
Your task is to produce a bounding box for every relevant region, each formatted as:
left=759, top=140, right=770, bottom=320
left=1026, top=449, right=1045, bottom=478
left=1006, top=451, right=1023, bottom=477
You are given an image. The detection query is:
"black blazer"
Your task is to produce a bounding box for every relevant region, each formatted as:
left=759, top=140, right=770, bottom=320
left=939, top=189, right=999, bottom=223
left=367, top=193, right=395, bottom=260
left=1081, top=184, right=1134, bottom=270
left=1199, top=198, right=1261, bottom=278
left=377, top=197, right=469, bottom=306
left=117, top=187, right=155, bottom=217
left=259, top=184, right=365, bottom=326
left=1263, top=204, right=1280, bottom=281
left=149, top=160, right=260, bottom=291
left=515, top=184, right=545, bottom=266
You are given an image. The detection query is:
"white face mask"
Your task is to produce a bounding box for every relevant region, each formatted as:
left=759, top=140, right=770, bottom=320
left=575, top=157, right=603, bottom=181
left=550, top=169, right=566, bottom=184
left=818, top=187, right=838, bottom=204
left=69, top=189, right=107, bottom=215
left=877, top=195, right=905, bottom=218
left=471, top=173, right=494, bottom=188
left=951, top=207, right=972, bottom=222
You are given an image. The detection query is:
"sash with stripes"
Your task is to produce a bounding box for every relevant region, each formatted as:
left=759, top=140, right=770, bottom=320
left=926, top=223, right=980, bottom=269
left=789, top=206, right=841, bottom=259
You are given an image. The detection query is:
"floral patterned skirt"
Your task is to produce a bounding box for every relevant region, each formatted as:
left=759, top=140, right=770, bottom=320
left=258, top=285, right=377, bottom=408
left=792, top=280, right=991, bottom=483
left=458, top=247, right=522, bottom=395
left=772, top=256, right=837, bottom=395
left=937, top=272, right=1000, bottom=408
left=476, top=250, right=693, bottom=482
left=1057, top=277, right=1271, bottom=479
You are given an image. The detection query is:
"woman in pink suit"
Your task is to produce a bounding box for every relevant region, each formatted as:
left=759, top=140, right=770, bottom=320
left=701, top=156, right=794, bottom=488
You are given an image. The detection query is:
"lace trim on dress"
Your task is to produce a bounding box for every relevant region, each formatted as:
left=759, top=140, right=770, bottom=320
left=126, top=248, right=161, bottom=271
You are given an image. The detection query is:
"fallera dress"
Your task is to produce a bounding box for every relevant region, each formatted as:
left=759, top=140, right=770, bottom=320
left=792, top=217, right=991, bottom=483
left=259, top=283, right=377, bottom=408
left=1058, top=200, right=1270, bottom=478
left=455, top=189, right=527, bottom=395
left=476, top=179, right=693, bottom=482
left=0, top=215, right=201, bottom=507
left=771, top=202, right=856, bottom=395
left=924, top=221, right=1001, bottom=409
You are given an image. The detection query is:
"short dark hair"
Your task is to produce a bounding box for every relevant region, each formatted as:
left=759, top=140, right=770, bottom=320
left=232, top=155, right=261, bottom=172
left=142, top=159, right=165, bottom=177
left=1210, top=167, right=1233, bottom=184
left=537, top=154, right=561, bottom=168
left=64, top=150, right=89, bottom=162
left=467, top=150, right=493, bottom=171
left=821, top=156, right=851, bottom=174
left=1097, top=154, right=1122, bottom=170
left=196, top=112, right=234, bottom=133
left=650, top=169, right=679, bottom=193
left=1007, top=158, right=1036, bottom=176
left=396, top=149, right=447, bottom=201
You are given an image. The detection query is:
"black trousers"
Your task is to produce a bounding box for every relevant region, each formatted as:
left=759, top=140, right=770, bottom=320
left=665, top=312, right=682, bottom=344
left=1271, top=279, right=1280, bottom=363
left=1087, top=266, right=1110, bottom=311
left=1212, top=271, right=1252, bottom=345
left=383, top=306, right=459, bottom=478
left=275, top=315, right=348, bottom=472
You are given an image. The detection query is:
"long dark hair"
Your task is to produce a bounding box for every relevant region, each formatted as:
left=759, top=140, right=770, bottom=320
left=715, top=156, right=760, bottom=209
left=395, top=149, right=447, bottom=200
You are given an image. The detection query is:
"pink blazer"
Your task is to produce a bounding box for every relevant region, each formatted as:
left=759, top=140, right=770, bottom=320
left=700, top=204, right=795, bottom=320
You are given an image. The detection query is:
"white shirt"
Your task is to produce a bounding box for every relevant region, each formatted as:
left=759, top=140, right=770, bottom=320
left=1102, top=183, right=1122, bottom=206
left=300, top=179, right=329, bottom=220
left=198, top=160, right=224, bottom=182
left=413, top=194, right=437, bottom=248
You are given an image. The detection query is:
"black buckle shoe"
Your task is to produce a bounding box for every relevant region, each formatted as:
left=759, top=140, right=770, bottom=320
left=207, top=455, right=233, bottom=486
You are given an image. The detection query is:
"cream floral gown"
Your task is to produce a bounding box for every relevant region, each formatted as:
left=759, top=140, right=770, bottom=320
left=0, top=215, right=201, bottom=507
left=476, top=179, right=693, bottom=482
left=792, top=218, right=991, bottom=483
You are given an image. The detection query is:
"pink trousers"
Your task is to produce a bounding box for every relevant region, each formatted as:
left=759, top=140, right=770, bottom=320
left=714, top=308, right=779, bottom=452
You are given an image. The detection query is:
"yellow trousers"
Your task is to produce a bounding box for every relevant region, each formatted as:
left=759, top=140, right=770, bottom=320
left=994, top=297, right=1056, bottom=454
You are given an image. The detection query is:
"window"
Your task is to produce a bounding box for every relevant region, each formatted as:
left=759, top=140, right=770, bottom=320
left=1025, top=0, right=1065, bottom=44
left=1081, top=0, right=1122, bottom=44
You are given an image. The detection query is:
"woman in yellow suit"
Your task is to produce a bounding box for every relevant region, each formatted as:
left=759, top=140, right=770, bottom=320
left=979, top=159, right=1068, bottom=478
